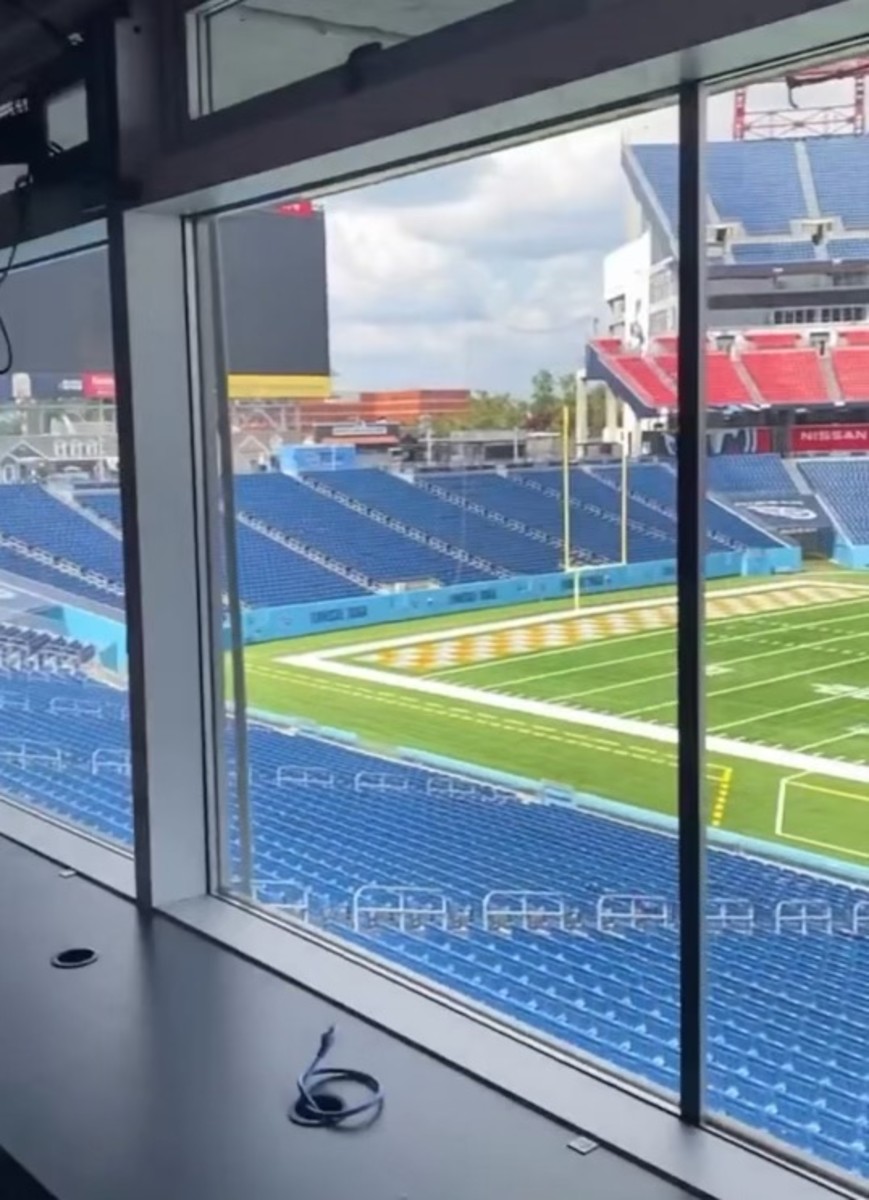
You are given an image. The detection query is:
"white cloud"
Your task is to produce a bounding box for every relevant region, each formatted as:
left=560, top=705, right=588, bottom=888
left=322, top=75, right=855, bottom=394
left=323, top=114, right=636, bottom=392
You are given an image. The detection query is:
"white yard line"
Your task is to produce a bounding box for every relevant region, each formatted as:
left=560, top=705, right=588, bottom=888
left=709, top=692, right=855, bottom=733
left=548, top=667, right=679, bottom=702
left=707, top=648, right=869, bottom=701
left=618, top=627, right=869, bottom=716
left=284, top=579, right=853, bottom=664
left=290, top=654, right=869, bottom=786
left=795, top=726, right=869, bottom=754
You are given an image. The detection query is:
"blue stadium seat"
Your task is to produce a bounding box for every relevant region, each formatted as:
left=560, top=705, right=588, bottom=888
left=827, top=237, right=869, bottom=261
left=731, top=241, right=816, bottom=263
left=235, top=472, right=494, bottom=587
left=311, top=468, right=558, bottom=575
left=77, top=486, right=364, bottom=607
left=799, top=459, right=869, bottom=543
left=79, top=490, right=122, bottom=526
left=0, top=485, right=123, bottom=588
left=593, top=464, right=780, bottom=550
left=706, top=454, right=799, bottom=498
left=633, top=141, right=808, bottom=235
left=805, top=138, right=869, bottom=230
left=0, top=542, right=121, bottom=607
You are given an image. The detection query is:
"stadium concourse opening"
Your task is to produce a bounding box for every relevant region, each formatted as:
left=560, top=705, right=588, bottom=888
left=6, top=51, right=869, bottom=1195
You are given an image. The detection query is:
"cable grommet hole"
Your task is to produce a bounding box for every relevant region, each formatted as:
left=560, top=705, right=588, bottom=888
left=51, top=947, right=98, bottom=969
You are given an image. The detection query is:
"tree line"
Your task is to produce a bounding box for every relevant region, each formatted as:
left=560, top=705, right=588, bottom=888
left=426, top=370, right=609, bottom=439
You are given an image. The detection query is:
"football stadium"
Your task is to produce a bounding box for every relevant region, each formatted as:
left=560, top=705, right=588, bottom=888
left=6, top=86, right=869, bottom=1180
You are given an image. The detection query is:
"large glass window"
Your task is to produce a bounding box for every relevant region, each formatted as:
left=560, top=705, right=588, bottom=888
left=195, top=98, right=689, bottom=1100
left=0, top=226, right=131, bottom=849
left=187, top=0, right=522, bottom=117
left=703, top=62, right=869, bottom=1184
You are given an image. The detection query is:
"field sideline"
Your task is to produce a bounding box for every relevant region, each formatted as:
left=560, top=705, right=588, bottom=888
left=244, top=570, right=869, bottom=869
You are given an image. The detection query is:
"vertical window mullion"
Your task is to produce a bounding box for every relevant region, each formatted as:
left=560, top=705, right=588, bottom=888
left=676, top=79, right=707, bottom=1125
left=109, top=208, right=210, bottom=908
left=194, top=216, right=254, bottom=899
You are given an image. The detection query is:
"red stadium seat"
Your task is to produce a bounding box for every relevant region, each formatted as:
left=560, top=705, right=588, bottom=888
left=653, top=352, right=751, bottom=404
left=612, top=354, right=675, bottom=406
left=743, top=332, right=802, bottom=350
left=838, top=330, right=869, bottom=347
left=832, top=348, right=869, bottom=401
left=741, top=349, right=830, bottom=404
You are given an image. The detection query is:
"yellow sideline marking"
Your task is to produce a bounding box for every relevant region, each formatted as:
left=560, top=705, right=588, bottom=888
left=711, top=766, right=733, bottom=828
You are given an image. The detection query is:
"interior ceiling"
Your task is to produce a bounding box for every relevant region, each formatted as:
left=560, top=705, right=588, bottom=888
left=0, top=0, right=110, bottom=103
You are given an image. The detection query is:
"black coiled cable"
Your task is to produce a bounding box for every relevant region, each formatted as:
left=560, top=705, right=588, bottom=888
left=289, top=1025, right=384, bottom=1129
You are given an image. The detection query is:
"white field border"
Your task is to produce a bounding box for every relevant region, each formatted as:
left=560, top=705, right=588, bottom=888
left=279, top=579, right=869, bottom=786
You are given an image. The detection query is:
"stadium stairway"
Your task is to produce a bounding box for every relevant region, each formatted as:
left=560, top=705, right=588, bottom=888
left=4, top=649, right=869, bottom=1177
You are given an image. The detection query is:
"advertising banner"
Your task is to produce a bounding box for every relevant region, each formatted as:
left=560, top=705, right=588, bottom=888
left=790, top=424, right=869, bottom=453
left=83, top=372, right=116, bottom=400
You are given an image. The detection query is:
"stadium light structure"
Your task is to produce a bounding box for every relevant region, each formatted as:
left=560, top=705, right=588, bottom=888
left=733, top=56, right=869, bottom=138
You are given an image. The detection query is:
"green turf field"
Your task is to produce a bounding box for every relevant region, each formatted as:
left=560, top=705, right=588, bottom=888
left=244, top=571, right=869, bottom=869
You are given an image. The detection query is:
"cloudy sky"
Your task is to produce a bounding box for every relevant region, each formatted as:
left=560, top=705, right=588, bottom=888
left=321, top=78, right=845, bottom=395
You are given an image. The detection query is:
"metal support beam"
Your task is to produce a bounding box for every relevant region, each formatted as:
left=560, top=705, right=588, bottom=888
left=676, top=80, right=707, bottom=1126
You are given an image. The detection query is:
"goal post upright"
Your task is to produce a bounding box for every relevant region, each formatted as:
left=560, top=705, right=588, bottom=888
left=562, top=399, right=583, bottom=611
left=561, top=398, right=572, bottom=576
left=620, top=442, right=629, bottom=566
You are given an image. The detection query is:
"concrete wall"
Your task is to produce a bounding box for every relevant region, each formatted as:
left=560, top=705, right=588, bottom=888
left=59, top=605, right=127, bottom=671
left=833, top=539, right=869, bottom=569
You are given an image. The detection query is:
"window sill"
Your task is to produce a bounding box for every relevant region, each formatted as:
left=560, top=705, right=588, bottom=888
left=166, top=893, right=853, bottom=1200
left=0, top=800, right=134, bottom=899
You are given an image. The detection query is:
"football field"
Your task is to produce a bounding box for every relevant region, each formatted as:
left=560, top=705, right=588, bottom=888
left=245, top=572, right=869, bottom=868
